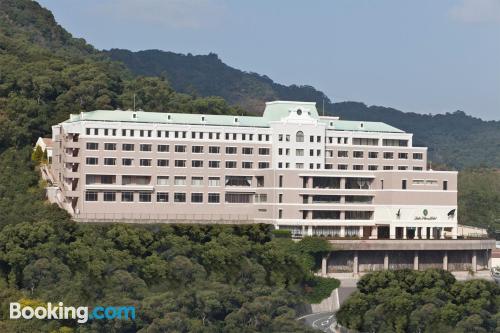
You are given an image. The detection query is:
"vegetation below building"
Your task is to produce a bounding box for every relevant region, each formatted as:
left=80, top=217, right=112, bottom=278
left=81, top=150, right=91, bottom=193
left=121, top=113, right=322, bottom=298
left=337, top=269, right=500, bottom=333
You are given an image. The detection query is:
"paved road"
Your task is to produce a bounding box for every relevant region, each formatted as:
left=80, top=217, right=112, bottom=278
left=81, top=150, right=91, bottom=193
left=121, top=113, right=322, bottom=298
left=300, top=312, right=336, bottom=332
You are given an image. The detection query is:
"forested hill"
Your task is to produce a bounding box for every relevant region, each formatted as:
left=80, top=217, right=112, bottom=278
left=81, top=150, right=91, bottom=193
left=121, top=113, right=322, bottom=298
left=107, top=48, right=500, bottom=169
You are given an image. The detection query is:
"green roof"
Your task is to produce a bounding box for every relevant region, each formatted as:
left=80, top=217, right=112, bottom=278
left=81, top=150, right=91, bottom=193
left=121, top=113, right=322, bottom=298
left=65, top=101, right=404, bottom=133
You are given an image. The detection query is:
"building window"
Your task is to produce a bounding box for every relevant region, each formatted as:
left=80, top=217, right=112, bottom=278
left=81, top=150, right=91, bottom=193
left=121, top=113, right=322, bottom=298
left=279, top=175, right=283, bottom=188
left=157, top=192, right=169, bottom=202
left=226, top=147, right=237, bottom=154
left=256, top=176, right=264, bottom=187
left=296, top=131, right=304, bottom=142
left=86, top=142, right=98, bottom=150
left=225, top=161, right=237, bottom=168
left=383, top=139, right=408, bottom=147
left=368, top=165, right=378, bottom=170
left=242, top=147, right=253, bottom=155
left=255, top=194, right=267, bottom=203
left=139, top=192, right=151, bottom=202
left=258, top=148, right=270, bottom=155
left=368, top=152, right=378, bottom=159
left=209, top=146, right=220, bottom=154
left=122, top=158, right=133, bottom=166
left=398, top=166, right=408, bottom=170
left=140, top=144, right=152, bottom=152
left=413, top=167, right=423, bottom=171
left=353, top=165, right=364, bottom=170
left=325, top=164, right=333, bottom=169
left=242, top=161, right=253, bottom=169
left=191, top=193, right=203, bottom=203
left=157, top=176, right=169, bottom=185
left=398, top=153, right=408, bottom=159
left=278, top=209, right=283, bottom=219
left=258, top=162, right=270, bottom=169
left=338, top=164, right=348, bottom=170
left=353, top=151, right=364, bottom=158
left=413, top=153, right=423, bottom=160
left=338, top=151, right=348, bottom=158
left=208, top=193, right=220, bottom=203
left=296, top=149, right=304, bottom=156
left=174, top=160, right=186, bottom=167
left=192, top=146, right=204, bottom=153
left=443, top=181, right=448, bottom=191
left=104, top=143, right=116, bottom=150
left=157, top=159, right=169, bottom=167
left=383, top=165, right=393, bottom=170
left=296, top=163, right=304, bottom=169
left=209, top=161, right=220, bottom=168
left=158, top=144, right=169, bottom=152
left=85, top=191, right=98, bottom=201
left=103, top=192, right=116, bottom=202
left=86, top=157, right=98, bottom=165
left=383, top=152, right=394, bottom=159
left=225, top=193, right=252, bottom=203
left=175, top=145, right=186, bottom=153
left=278, top=193, right=283, bottom=203
left=122, top=143, right=134, bottom=151
left=208, top=177, right=220, bottom=187
left=121, top=192, right=134, bottom=202
left=353, top=138, right=379, bottom=146
left=402, top=180, right=407, bottom=190
left=140, top=159, right=152, bottom=167
left=174, top=193, right=186, bottom=203
left=104, top=158, right=116, bottom=166
left=192, top=160, right=203, bottom=168
left=191, top=177, right=203, bottom=186
left=174, top=176, right=186, bottom=186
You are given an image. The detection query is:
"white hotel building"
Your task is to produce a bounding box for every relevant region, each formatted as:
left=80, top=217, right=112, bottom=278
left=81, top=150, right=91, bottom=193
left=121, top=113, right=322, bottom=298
left=48, top=101, right=494, bottom=272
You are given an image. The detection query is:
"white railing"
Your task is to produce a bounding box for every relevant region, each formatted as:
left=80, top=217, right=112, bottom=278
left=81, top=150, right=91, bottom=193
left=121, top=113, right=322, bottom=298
left=73, top=213, right=254, bottom=224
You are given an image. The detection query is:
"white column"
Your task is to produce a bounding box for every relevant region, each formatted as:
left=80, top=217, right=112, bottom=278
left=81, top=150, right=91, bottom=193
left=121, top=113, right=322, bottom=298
left=429, top=228, right=434, bottom=239
left=488, top=250, right=492, bottom=269
left=359, top=226, right=364, bottom=238
left=301, top=225, right=305, bottom=236
left=472, top=250, right=477, bottom=272
left=384, top=252, right=389, bottom=270
left=353, top=251, right=359, bottom=275
left=414, top=251, right=419, bottom=270
left=340, top=226, right=346, bottom=238
left=307, top=225, right=313, bottom=236
left=443, top=251, right=448, bottom=270
left=422, top=227, right=427, bottom=240
left=370, top=226, right=378, bottom=239
left=440, top=227, right=445, bottom=239
left=451, top=227, right=458, bottom=240
left=402, top=227, right=407, bottom=240
left=389, top=226, right=396, bottom=239
left=322, top=255, right=328, bottom=276
left=414, top=227, right=419, bottom=240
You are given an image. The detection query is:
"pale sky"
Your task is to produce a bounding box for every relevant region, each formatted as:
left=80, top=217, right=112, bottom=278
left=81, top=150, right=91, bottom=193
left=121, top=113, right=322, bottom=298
left=39, top=0, right=500, bottom=120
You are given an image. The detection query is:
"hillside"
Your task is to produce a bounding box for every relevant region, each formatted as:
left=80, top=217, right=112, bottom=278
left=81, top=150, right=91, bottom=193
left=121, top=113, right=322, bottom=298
left=107, top=49, right=500, bottom=169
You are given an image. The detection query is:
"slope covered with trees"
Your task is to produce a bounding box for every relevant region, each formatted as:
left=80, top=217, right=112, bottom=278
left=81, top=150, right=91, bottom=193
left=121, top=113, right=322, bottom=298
left=107, top=49, right=500, bottom=169
left=337, top=269, right=500, bottom=332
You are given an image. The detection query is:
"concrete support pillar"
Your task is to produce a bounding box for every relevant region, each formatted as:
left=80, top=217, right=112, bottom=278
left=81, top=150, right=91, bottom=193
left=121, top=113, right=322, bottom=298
left=307, top=177, right=312, bottom=188
left=422, top=227, right=427, bottom=240
left=359, top=226, right=364, bottom=238
left=472, top=250, right=477, bottom=272
left=488, top=250, right=492, bottom=269
left=340, top=177, right=346, bottom=189
left=369, top=226, right=378, bottom=239
left=307, top=225, right=313, bottom=236
left=353, top=251, right=359, bottom=275
left=443, top=251, right=448, bottom=271
left=389, top=226, right=396, bottom=239
left=440, top=227, right=445, bottom=239
left=451, top=227, right=458, bottom=240
left=340, top=226, right=345, bottom=238
left=414, top=227, right=419, bottom=240
left=322, top=255, right=328, bottom=276
left=414, top=251, right=419, bottom=270
left=402, top=227, right=407, bottom=240
left=301, top=225, right=305, bottom=236
left=384, top=252, right=389, bottom=270
left=429, top=228, right=434, bottom=240
left=340, top=211, right=345, bottom=220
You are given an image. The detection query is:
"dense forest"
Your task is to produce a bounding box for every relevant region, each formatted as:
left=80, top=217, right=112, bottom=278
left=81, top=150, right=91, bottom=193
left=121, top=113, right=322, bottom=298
left=337, top=269, right=500, bottom=332
left=107, top=49, right=500, bottom=169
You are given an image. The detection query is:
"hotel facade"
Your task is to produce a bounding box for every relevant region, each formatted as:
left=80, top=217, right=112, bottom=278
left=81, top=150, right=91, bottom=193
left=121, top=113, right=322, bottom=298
left=48, top=101, right=494, bottom=272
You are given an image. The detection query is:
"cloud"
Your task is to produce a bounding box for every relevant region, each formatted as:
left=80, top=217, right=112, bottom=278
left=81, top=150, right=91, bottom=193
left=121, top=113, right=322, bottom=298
left=449, top=0, right=500, bottom=23
left=94, top=0, right=226, bottom=29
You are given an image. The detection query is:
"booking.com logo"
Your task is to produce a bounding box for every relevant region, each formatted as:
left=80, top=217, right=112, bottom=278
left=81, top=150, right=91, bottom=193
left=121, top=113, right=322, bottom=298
left=10, top=302, right=135, bottom=323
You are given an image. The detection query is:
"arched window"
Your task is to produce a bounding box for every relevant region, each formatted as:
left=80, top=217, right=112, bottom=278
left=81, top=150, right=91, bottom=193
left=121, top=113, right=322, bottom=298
left=296, top=131, right=304, bottom=142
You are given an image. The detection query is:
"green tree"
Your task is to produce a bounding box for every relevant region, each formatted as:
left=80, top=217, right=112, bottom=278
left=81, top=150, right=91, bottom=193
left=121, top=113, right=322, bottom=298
left=31, top=145, right=43, bottom=164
